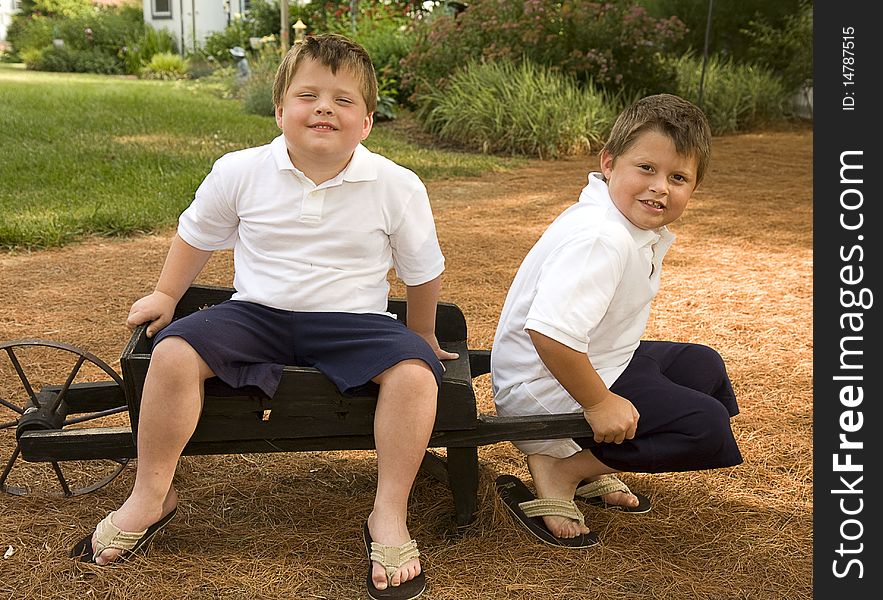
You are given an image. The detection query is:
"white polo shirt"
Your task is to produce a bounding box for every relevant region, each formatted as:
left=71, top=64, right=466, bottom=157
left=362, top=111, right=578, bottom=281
left=177, top=135, right=445, bottom=314
left=491, top=172, right=675, bottom=457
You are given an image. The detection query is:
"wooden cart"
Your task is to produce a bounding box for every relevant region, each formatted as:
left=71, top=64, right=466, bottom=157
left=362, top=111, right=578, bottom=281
left=2, top=284, right=591, bottom=528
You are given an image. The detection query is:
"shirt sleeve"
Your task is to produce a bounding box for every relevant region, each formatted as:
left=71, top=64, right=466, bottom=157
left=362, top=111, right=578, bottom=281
left=389, top=185, right=445, bottom=286
left=525, top=232, right=627, bottom=353
left=177, top=159, right=240, bottom=251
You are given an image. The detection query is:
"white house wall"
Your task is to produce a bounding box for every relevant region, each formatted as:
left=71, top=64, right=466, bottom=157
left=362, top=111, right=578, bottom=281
left=1, top=0, right=21, bottom=45
left=143, top=0, right=249, bottom=55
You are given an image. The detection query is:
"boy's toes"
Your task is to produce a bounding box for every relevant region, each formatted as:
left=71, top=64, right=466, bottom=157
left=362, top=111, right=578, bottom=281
left=544, top=515, right=588, bottom=539
left=372, top=558, right=420, bottom=588
left=91, top=534, right=124, bottom=565
left=605, top=490, right=638, bottom=508
left=404, top=560, right=421, bottom=582
left=371, top=563, right=389, bottom=589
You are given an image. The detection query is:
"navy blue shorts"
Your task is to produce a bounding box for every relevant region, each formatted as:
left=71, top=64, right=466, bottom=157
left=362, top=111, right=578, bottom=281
left=575, top=340, right=743, bottom=473
left=152, top=300, right=444, bottom=398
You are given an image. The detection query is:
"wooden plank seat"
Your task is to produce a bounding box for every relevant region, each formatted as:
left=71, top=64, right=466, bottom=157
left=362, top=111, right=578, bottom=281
left=19, top=284, right=594, bottom=528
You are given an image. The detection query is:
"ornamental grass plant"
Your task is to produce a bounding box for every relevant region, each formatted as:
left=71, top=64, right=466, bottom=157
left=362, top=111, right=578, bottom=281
left=668, top=54, right=789, bottom=134
left=418, top=59, right=619, bottom=159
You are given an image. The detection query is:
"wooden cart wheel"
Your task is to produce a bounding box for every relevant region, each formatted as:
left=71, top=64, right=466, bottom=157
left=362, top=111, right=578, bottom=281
left=0, top=339, right=130, bottom=496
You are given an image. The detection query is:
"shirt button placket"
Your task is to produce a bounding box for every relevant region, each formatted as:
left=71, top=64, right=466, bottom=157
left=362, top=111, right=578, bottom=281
left=300, top=188, right=325, bottom=223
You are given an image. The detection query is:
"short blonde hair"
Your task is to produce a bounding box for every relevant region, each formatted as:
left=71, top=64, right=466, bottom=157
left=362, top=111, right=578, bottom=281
left=602, top=94, right=712, bottom=186
left=272, top=33, right=378, bottom=114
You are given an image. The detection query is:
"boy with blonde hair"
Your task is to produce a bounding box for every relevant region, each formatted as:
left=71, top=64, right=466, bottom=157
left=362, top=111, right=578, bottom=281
left=72, top=33, right=454, bottom=599
left=493, top=94, right=742, bottom=547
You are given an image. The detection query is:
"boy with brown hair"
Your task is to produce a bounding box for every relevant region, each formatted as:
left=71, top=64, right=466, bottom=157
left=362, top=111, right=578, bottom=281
left=493, top=94, right=742, bottom=547
left=72, top=33, right=454, bottom=600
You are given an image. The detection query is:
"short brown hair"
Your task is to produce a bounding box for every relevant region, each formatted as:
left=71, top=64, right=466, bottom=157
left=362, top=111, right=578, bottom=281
left=272, top=33, right=378, bottom=113
left=602, top=94, right=712, bottom=186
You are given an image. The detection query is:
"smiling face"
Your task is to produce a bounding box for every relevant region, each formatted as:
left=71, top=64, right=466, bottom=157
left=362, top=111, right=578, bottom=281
left=274, top=57, right=373, bottom=182
left=601, top=129, right=700, bottom=230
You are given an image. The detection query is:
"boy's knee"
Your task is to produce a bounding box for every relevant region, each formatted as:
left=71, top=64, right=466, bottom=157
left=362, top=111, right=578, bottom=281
left=692, top=401, right=734, bottom=447
left=376, top=359, right=438, bottom=391
left=149, top=336, right=202, bottom=375
left=685, top=343, right=725, bottom=369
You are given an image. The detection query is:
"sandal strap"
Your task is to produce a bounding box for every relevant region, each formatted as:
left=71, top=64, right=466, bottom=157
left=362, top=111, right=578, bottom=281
left=519, top=498, right=585, bottom=526
left=93, top=511, right=148, bottom=557
left=575, top=474, right=630, bottom=499
left=370, top=539, right=421, bottom=582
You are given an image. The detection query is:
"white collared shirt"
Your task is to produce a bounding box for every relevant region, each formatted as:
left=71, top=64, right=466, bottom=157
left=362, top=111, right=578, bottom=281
left=492, top=172, right=675, bottom=431
left=177, top=135, right=445, bottom=314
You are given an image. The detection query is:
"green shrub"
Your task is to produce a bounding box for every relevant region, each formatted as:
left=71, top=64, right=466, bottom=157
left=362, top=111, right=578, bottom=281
left=8, top=3, right=148, bottom=74
left=640, top=0, right=805, bottom=68
left=51, top=4, right=144, bottom=55
left=374, top=73, right=398, bottom=122
left=668, top=53, right=789, bottom=134
left=234, top=46, right=280, bottom=117
left=200, top=15, right=255, bottom=63
left=6, top=14, right=55, bottom=58
left=19, top=48, right=44, bottom=69
left=185, top=55, right=221, bottom=80
left=742, top=0, right=812, bottom=91
left=241, top=72, right=275, bottom=117
left=141, top=52, right=188, bottom=80
left=418, top=59, right=618, bottom=159
left=401, top=0, right=685, bottom=103
left=26, top=44, right=124, bottom=74
left=121, top=25, right=178, bottom=75
left=17, top=0, right=94, bottom=18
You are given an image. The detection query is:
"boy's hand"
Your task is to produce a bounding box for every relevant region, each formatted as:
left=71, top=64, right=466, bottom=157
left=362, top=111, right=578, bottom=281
left=420, top=333, right=460, bottom=362
left=126, top=291, right=177, bottom=338
left=581, top=391, right=639, bottom=444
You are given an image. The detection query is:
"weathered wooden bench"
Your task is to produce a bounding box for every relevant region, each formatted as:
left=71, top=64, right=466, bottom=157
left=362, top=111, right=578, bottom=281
left=16, top=284, right=592, bottom=527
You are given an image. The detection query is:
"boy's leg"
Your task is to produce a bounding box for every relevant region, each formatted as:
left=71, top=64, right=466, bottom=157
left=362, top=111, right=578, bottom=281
left=288, top=311, right=444, bottom=590
left=641, top=341, right=739, bottom=417
left=525, top=449, right=634, bottom=539
left=87, top=301, right=294, bottom=564
left=582, top=340, right=743, bottom=473
left=368, top=359, right=437, bottom=590
left=91, top=336, right=213, bottom=564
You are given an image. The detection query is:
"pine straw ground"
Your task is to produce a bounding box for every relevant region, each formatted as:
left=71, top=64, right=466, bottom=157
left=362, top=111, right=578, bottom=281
left=0, top=126, right=812, bottom=600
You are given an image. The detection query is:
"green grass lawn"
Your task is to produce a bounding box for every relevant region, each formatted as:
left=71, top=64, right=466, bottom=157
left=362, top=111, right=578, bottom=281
left=0, top=64, right=520, bottom=250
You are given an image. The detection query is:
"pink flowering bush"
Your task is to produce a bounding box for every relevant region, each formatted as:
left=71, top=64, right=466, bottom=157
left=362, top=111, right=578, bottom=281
left=400, top=0, right=686, bottom=102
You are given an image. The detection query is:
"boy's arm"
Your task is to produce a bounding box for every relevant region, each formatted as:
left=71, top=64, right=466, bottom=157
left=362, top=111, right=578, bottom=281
left=126, top=234, right=214, bottom=337
left=405, top=275, right=459, bottom=361
left=527, top=329, right=639, bottom=444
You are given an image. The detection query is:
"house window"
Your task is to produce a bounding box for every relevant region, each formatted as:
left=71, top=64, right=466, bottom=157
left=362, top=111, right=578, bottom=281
left=152, top=0, right=172, bottom=19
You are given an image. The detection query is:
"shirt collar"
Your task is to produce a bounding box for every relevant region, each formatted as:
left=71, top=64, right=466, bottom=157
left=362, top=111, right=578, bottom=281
left=584, top=172, right=674, bottom=249
left=270, top=135, right=378, bottom=185
left=341, top=143, right=378, bottom=183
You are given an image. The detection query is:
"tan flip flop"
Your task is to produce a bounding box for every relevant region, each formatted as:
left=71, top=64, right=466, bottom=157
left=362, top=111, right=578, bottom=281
left=70, top=507, right=177, bottom=563
left=575, top=474, right=652, bottom=513
left=496, top=474, right=599, bottom=548
left=363, top=522, right=426, bottom=600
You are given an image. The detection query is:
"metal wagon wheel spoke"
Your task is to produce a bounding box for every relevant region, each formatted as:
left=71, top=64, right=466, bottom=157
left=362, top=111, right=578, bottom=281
left=4, top=347, right=40, bottom=409
left=0, top=339, right=131, bottom=497
left=64, top=405, right=128, bottom=427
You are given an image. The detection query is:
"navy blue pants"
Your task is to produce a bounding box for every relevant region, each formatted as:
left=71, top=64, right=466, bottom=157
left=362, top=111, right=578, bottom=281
left=153, top=300, right=444, bottom=399
left=575, top=341, right=743, bottom=473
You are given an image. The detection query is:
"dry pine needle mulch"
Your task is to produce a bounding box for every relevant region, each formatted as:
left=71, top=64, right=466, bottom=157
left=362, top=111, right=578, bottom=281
left=0, top=126, right=812, bottom=599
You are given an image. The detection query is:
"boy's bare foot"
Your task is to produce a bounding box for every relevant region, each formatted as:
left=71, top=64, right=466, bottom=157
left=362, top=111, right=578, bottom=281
left=525, top=453, right=592, bottom=539
left=366, top=511, right=421, bottom=590
left=91, top=487, right=178, bottom=565
left=580, top=475, right=642, bottom=509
